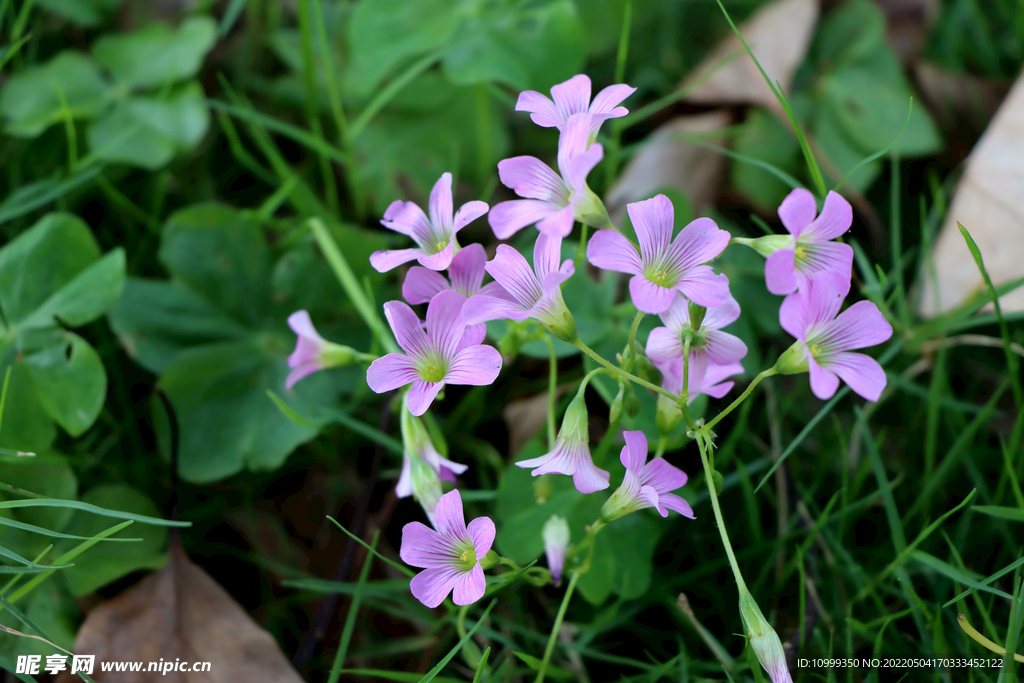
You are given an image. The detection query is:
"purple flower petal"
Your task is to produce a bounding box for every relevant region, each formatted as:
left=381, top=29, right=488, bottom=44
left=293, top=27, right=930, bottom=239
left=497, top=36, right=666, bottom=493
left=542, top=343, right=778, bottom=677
left=778, top=289, right=809, bottom=342
left=425, top=291, right=468, bottom=358
left=449, top=243, right=488, bottom=296
left=635, top=483, right=662, bottom=515
left=451, top=563, right=486, bottom=605
left=410, top=566, right=461, bottom=608
left=550, top=74, right=592, bottom=120
left=463, top=295, right=530, bottom=324
left=640, top=458, right=688, bottom=493
left=456, top=323, right=487, bottom=352
left=382, top=201, right=432, bottom=243
left=428, top=172, right=454, bottom=231
left=620, top=430, right=648, bottom=473
left=287, top=310, right=323, bottom=342
left=417, top=243, right=456, bottom=272
left=797, top=241, right=854, bottom=288
left=628, top=195, right=674, bottom=260
left=630, top=275, right=677, bottom=314
left=764, top=248, right=798, bottom=295
left=366, top=353, right=418, bottom=393
left=537, top=203, right=575, bottom=237
left=777, top=188, right=817, bottom=237
left=407, top=379, right=444, bottom=416
left=820, top=351, right=886, bottom=401
left=370, top=247, right=426, bottom=273
left=820, top=300, right=893, bottom=351
left=658, top=492, right=696, bottom=518
left=453, top=200, right=489, bottom=232
left=489, top=199, right=559, bottom=240
left=400, top=521, right=446, bottom=568
left=564, top=142, right=604, bottom=194
left=801, top=191, right=852, bottom=242
left=676, top=267, right=730, bottom=308
left=285, top=362, right=319, bottom=390
left=587, top=229, right=642, bottom=274
left=384, top=301, right=430, bottom=357
left=467, top=516, right=496, bottom=558
left=497, top=156, right=566, bottom=202
left=403, top=267, right=450, bottom=304
left=808, top=356, right=840, bottom=400
left=590, top=83, right=636, bottom=116
left=572, top=460, right=611, bottom=494
left=669, top=217, right=731, bottom=271
left=516, top=89, right=562, bottom=128
left=704, top=329, right=748, bottom=365
left=485, top=245, right=543, bottom=307
left=434, top=489, right=468, bottom=538
left=445, top=345, right=502, bottom=385
left=701, top=297, right=741, bottom=329
left=645, top=327, right=685, bottom=363
left=396, top=456, right=413, bottom=497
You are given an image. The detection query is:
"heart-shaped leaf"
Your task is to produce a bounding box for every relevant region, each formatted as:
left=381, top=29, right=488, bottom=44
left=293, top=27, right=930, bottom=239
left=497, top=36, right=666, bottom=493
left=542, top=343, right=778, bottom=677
left=91, top=16, right=217, bottom=89
left=0, top=51, right=111, bottom=138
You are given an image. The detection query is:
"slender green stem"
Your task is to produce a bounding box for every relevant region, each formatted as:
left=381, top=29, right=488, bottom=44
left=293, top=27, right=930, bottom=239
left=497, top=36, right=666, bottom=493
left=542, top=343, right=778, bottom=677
left=543, top=335, right=558, bottom=447
left=350, top=49, right=444, bottom=139
left=696, top=434, right=747, bottom=591
left=573, top=338, right=678, bottom=404
left=703, top=368, right=777, bottom=432
left=624, top=311, right=644, bottom=371
left=654, top=434, right=666, bottom=459
left=679, top=336, right=698, bottom=431
left=536, top=571, right=580, bottom=683
left=592, top=411, right=622, bottom=464
left=604, top=0, right=632, bottom=187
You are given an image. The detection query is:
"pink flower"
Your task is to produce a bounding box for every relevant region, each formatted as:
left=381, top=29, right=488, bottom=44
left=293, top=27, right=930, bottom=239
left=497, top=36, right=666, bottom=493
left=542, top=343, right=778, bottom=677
left=657, top=359, right=745, bottom=401
left=600, top=431, right=694, bottom=522
left=516, top=74, right=636, bottom=142
left=400, top=489, right=495, bottom=608
left=370, top=172, right=489, bottom=273
left=542, top=515, right=570, bottom=585
left=286, top=310, right=365, bottom=389
left=587, top=194, right=731, bottom=314
left=366, top=291, right=502, bottom=416
left=764, top=188, right=854, bottom=295
left=463, top=234, right=577, bottom=342
left=645, top=293, right=747, bottom=386
left=402, top=243, right=508, bottom=304
left=778, top=274, right=892, bottom=401
left=488, top=114, right=606, bottom=240
left=397, top=400, right=467, bottom=502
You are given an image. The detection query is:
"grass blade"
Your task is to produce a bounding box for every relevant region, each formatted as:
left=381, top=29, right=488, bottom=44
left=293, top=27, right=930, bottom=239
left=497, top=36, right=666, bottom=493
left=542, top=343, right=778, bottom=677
left=327, top=531, right=380, bottom=683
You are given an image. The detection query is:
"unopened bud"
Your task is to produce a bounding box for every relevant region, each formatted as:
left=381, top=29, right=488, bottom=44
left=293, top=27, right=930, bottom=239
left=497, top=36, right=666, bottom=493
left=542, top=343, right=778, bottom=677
left=688, top=300, right=707, bottom=330
left=740, top=234, right=794, bottom=258
left=739, top=590, right=793, bottom=683
left=656, top=394, right=682, bottom=436
left=543, top=515, right=570, bottom=585
left=609, top=382, right=626, bottom=425
left=774, top=341, right=809, bottom=375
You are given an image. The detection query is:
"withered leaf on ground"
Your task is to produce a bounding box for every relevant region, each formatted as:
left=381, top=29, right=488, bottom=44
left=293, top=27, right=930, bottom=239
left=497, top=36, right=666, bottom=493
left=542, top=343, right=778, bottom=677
left=919, top=71, right=1024, bottom=317
left=57, top=542, right=305, bottom=683
left=681, top=0, right=818, bottom=115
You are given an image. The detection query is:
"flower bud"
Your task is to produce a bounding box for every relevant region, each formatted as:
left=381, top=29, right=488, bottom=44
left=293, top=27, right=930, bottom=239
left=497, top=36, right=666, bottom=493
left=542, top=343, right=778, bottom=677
left=575, top=189, right=612, bottom=230
left=688, top=300, right=707, bottom=330
left=739, top=590, right=793, bottom=683
left=656, top=394, right=682, bottom=436
left=409, top=454, right=443, bottom=527
left=738, top=234, right=794, bottom=258
left=774, top=340, right=809, bottom=375
left=541, top=291, right=578, bottom=344
left=542, top=515, right=570, bottom=585
left=609, top=381, right=627, bottom=425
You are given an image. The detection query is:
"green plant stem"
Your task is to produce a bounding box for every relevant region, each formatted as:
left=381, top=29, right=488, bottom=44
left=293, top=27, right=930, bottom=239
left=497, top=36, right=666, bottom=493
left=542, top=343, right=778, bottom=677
left=624, top=311, right=644, bottom=371
left=349, top=48, right=444, bottom=139
left=543, top=335, right=558, bottom=447
left=535, top=570, right=580, bottom=683
left=679, top=336, right=698, bottom=431
left=572, top=338, right=678, bottom=404
left=696, top=434, right=747, bottom=592
left=703, top=368, right=777, bottom=432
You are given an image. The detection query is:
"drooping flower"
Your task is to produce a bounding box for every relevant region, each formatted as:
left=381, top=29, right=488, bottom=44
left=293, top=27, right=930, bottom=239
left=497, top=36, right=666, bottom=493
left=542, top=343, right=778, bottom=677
left=542, top=514, right=570, bottom=586
left=587, top=194, right=731, bottom=314
left=516, top=388, right=609, bottom=494
left=370, top=172, right=489, bottom=273
left=489, top=113, right=608, bottom=240
left=740, top=590, right=793, bottom=683
left=762, top=188, right=854, bottom=296
left=776, top=273, right=892, bottom=401
left=515, top=73, right=636, bottom=142
left=366, top=291, right=502, bottom=415
left=600, top=431, right=694, bottom=523
left=463, top=233, right=577, bottom=343
left=400, top=489, right=495, bottom=608
left=402, top=243, right=509, bottom=304
left=397, top=397, right=468, bottom=525
left=286, top=310, right=370, bottom=389
left=645, top=293, right=747, bottom=386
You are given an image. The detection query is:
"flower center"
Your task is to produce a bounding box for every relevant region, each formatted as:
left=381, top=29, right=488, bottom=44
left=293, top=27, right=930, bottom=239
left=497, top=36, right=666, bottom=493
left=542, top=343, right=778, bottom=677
left=418, top=359, right=447, bottom=383
left=433, top=239, right=449, bottom=254
left=809, top=343, right=822, bottom=356
left=646, top=269, right=675, bottom=288
left=453, top=541, right=477, bottom=572
left=795, top=245, right=808, bottom=260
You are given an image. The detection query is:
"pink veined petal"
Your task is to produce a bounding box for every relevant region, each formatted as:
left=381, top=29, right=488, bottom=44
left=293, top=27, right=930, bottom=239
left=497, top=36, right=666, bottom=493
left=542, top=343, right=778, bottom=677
left=777, top=187, right=817, bottom=237
left=426, top=290, right=468, bottom=359
left=658, top=292, right=691, bottom=332
left=516, top=90, right=562, bottom=128
left=819, top=300, right=893, bottom=352
left=533, top=232, right=566, bottom=282
left=287, top=310, right=323, bottom=342
left=463, top=294, right=530, bottom=324
left=669, top=217, right=730, bottom=271
left=684, top=350, right=710, bottom=388
left=370, top=247, right=426, bottom=273
left=456, top=323, right=487, bottom=352
left=701, top=297, right=741, bottom=330
left=620, top=430, right=649, bottom=473
left=804, top=276, right=848, bottom=332
left=627, top=195, right=674, bottom=260
left=537, top=203, right=575, bottom=238
left=819, top=351, right=887, bottom=402
left=778, top=289, right=809, bottom=341
left=383, top=301, right=430, bottom=357
left=467, top=516, right=496, bottom=558
left=416, top=243, right=456, bottom=272
left=366, top=354, right=418, bottom=393
left=406, top=379, right=444, bottom=416
left=288, top=336, right=321, bottom=370
left=700, top=379, right=734, bottom=399
left=285, top=362, right=319, bottom=389
left=384, top=202, right=434, bottom=246
left=453, top=200, right=489, bottom=233
left=645, top=326, right=685, bottom=363
left=640, top=458, right=688, bottom=493
left=449, top=244, right=488, bottom=297
left=636, top=485, right=663, bottom=515
left=451, top=563, right=486, bottom=606
left=572, top=459, right=611, bottom=494
left=396, top=456, right=413, bottom=497
left=488, top=199, right=559, bottom=240
left=555, top=113, right=593, bottom=179
left=587, top=229, right=642, bottom=274
left=445, top=345, right=502, bottom=386
left=658, top=492, right=696, bottom=519
left=564, top=142, right=604, bottom=193
left=676, top=267, right=730, bottom=308
left=403, top=267, right=450, bottom=305
left=704, top=329, right=748, bottom=365
left=808, top=356, right=840, bottom=400
left=434, top=489, right=468, bottom=538
left=485, top=245, right=543, bottom=307
left=515, top=450, right=555, bottom=470
left=795, top=241, right=854, bottom=288
left=423, top=446, right=469, bottom=477
left=764, top=249, right=799, bottom=295
left=550, top=74, right=592, bottom=122
left=528, top=439, right=585, bottom=477
left=480, top=281, right=514, bottom=300
left=400, top=521, right=449, bottom=568
left=410, top=566, right=461, bottom=608
left=630, top=275, right=677, bottom=314
left=497, top=156, right=566, bottom=202
left=428, top=172, right=454, bottom=232
left=801, top=190, right=852, bottom=241
left=589, top=83, right=636, bottom=116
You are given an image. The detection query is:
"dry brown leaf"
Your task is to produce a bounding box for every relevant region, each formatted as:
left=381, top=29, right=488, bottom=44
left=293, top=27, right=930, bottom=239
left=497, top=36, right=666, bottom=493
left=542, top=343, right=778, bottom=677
left=919, top=72, right=1024, bottom=317
left=606, top=112, right=732, bottom=226
left=503, top=384, right=573, bottom=457
left=914, top=60, right=1010, bottom=134
left=681, top=0, right=818, bottom=114
left=57, top=543, right=305, bottom=683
